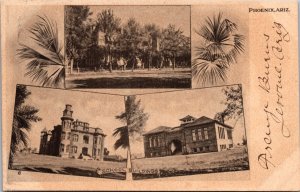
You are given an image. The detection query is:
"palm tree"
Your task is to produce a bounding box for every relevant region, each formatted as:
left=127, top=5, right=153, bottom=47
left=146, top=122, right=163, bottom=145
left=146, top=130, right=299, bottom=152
left=17, top=15, right=65, bottom=88
left=113, top=96, right=149, bottom=180
left=95, top=9, right=121, bottom=72
left=192, top=13, right=245, bottom=86
left=9, top=85, right=42, bottom=168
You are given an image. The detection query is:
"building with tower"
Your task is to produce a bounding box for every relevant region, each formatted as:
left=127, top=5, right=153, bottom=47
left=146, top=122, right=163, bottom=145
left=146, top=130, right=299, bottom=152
left=143, top=115, right=234, bottom=158
left=39, top=104, right=106, bottom=160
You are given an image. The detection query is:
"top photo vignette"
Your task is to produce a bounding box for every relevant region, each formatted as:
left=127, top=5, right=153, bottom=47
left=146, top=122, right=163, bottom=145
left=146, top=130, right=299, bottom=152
left=16, top=5, right=192, bottom=89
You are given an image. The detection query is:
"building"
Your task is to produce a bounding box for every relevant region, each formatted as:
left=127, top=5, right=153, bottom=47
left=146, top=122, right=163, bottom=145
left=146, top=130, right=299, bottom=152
left=39, top=104, right=106, bottom=160
left=143, top=115, right=233, bottom=158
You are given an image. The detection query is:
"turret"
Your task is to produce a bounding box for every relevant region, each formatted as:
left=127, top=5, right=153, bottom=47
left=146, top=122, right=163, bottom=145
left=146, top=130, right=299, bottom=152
left=59, top=104, right=74, bottom=158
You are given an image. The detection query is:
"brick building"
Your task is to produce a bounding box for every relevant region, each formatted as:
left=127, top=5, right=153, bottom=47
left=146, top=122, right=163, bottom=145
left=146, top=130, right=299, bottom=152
left=143, top=115, right=233, bottom=158
left=39, top=104, right=106, bottom=160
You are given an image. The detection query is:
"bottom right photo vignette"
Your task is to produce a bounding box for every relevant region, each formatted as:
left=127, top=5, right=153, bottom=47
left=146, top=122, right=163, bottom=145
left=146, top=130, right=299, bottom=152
left=126, top=84, right=249, bottom=180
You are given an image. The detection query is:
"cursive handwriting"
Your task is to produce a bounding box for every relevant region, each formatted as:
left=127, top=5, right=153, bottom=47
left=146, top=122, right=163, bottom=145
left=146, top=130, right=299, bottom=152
left=257, top=22, right=290, bottom=170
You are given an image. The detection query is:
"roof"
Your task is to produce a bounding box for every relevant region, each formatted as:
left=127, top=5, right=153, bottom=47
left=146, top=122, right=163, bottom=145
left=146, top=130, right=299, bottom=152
left=179, top=115, right=196, bottom=121
left=183, top=116, right=233, bottom=129
left=143, top=126, right=172, bottom=135
left=144, top=116, right=233, bottom=136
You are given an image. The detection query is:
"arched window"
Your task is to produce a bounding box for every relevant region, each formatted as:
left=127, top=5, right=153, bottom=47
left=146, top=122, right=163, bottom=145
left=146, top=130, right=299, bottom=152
left=66, top=145, right=70, bottom=152
left=60, top=144, right=64, bottom=152
left=83, top=135, right=89, bottom=144
left=73, top=134, right=78, bottom=142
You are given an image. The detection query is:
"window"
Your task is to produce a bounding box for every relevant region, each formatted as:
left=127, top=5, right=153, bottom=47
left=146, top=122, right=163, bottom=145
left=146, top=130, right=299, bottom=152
left=204, top=128, right=209, bottom=140
left=60, top=144, right=64, bottom=152
left=73, top=134, right=78, bottom=142
left=72, top=146, right=78, bottom=153
left=153, top=137, right=157, bottom=147
left=157, top=137, right=160, bottom=147
left=83, top=127, right=89, bottom=132
left=94, top=137, right=98, bottom=144
left=61, top=132, right=65, bottom=140
left=227, top=130, right=232, bottom=139
left=197, top=128, right=203, bottom=141
left=99, top=136, right=102, bottom=144
left=83, top=135, right=89, bottom=144
left=218, top=127, right=225, bottom=139
left=229, top=144, right=233, bottom=148
left=66, top=145, right=70, bottom=153
left=192, top=129, right=196, bottom=141
left=193, top=148, right=197, bottom=152
left=149, top=137, right=152, bottom=148
left=67, top=133, right=71, bottom=139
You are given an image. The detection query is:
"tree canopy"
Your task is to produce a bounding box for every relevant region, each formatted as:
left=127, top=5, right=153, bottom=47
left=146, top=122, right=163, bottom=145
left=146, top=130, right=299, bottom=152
left=113, top=96, right=149, bottom=150
left=9, top=85, right=42, bottom=168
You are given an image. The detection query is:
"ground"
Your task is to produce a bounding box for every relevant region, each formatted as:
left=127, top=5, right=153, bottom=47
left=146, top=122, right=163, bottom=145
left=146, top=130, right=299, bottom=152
left=65, top=68, right=191, bottom=88
left=10, top=153, right=127, bottom=180
left=131, top=146, right=249, bottom=180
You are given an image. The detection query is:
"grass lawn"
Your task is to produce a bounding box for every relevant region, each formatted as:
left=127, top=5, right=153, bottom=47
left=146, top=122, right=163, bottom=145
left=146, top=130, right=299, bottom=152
left=131, top=146, right=249, bottom=180
left=66, top=68, right=191, bottom=88
left=11, top=153, right=126, bottom=180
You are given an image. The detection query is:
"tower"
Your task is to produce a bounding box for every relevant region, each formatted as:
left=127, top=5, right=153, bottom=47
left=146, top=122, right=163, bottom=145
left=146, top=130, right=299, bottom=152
left=59, top=104, right=74, bottom=158
left=39, top=128, right=48, bottom=154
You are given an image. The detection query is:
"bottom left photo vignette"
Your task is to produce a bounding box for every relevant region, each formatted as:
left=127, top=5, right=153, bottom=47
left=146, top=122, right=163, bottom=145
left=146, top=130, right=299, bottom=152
left=7, top=84, right=129, bottom=182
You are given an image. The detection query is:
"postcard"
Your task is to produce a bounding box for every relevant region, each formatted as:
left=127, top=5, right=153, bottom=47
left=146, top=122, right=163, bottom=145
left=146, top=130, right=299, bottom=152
left=1, top=0, right=299, bottom=191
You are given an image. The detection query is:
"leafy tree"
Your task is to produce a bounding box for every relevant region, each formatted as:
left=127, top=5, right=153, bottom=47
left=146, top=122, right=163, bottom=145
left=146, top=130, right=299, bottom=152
left=9, top=85, right=42, bottom=168
left=95, top=9, right=121, bottom=72
left=215, top=84, right=243, bottom=123
left=160, top=24, right=185, bottom=70
left=65, top=6, right=93, bottom=73
left=18, top=16, right=65, bottom=88
left=118, top=18, right=142, bottom=71
left=193, top=13, right=245, bottom=86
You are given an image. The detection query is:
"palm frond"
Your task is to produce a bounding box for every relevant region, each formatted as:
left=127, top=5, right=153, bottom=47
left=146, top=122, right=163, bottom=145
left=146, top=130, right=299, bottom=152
left=192, top=59, right=228, bottom=86
left=17, top=15, right=65, bottom=88
left=112, top=126, right=129, bottom=150
left=193, top=12, right=245, bottom=87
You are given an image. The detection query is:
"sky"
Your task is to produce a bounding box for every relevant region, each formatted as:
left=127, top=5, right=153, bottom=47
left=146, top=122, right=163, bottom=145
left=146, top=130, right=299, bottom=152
left=23, top=86, right=127, bottom=158
left=88, top=5, right=191, bottom=36
left=129, top=85, right=247, bottom=156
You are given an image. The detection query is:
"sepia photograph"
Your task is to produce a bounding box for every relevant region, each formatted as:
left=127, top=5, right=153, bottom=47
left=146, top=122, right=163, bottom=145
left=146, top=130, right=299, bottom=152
left=126, top=85, right=249, bottom=180
left=191, top=5, right=249, bottom=88
left=64, top=5, right=191, bottom=89
left=7, top=85, right=128, bottom=181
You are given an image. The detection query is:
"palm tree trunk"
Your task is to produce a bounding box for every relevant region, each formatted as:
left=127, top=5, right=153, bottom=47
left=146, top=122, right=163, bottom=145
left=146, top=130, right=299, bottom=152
left=70, top=59, right=74, bottom=74
left=173, top=56, right=176, bottom=70
left=109, top=46, right=112, bottom=73
left=126, top=147, right=133, bottom=180
left=148, top=53, right=151, bottom=71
